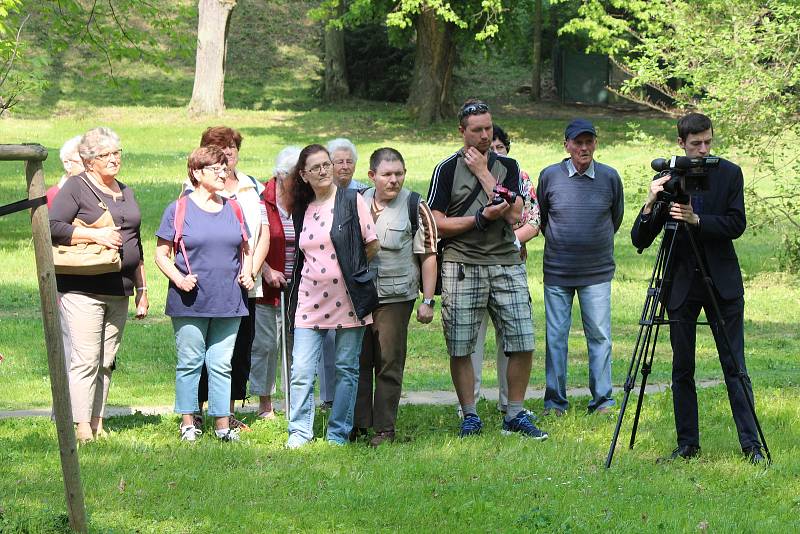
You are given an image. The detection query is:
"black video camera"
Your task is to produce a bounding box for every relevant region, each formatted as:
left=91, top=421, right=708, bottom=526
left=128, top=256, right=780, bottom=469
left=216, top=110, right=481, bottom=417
left=491, top=184, right=518, bottom=206
left=650, top=156, right=719, bottom=203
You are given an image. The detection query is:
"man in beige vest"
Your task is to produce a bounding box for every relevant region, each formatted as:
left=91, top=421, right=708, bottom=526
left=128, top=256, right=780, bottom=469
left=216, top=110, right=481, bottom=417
left=353, top=148, right=438, bottom=446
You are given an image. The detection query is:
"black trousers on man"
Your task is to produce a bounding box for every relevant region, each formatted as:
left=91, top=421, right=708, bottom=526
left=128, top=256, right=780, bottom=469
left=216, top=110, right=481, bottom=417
left=667, top=274, right=760, bottom=450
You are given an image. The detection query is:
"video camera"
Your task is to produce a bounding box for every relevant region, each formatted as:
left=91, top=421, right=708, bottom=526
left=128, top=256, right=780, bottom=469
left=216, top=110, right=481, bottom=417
left=650, top=156, right=719, bottom=203
left=491, top=184, right=518, bottom=206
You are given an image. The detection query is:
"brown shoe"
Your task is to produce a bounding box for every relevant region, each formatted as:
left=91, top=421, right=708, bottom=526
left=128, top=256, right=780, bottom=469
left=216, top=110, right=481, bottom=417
left=229, top=416, right=252, bottom=432
left=369, top=430, right=395, bottom=447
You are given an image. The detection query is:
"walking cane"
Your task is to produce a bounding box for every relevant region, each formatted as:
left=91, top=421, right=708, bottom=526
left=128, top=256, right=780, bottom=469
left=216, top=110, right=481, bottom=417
left=280, top=290, right=290, bottom=421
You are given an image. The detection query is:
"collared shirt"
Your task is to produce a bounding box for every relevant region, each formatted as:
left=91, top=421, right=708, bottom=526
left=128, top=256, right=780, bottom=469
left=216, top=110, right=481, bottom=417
left=565, top=158, right=596, bottom=179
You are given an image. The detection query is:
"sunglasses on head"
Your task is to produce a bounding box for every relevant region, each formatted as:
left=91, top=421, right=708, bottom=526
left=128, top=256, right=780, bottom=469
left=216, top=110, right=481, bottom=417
left=458, top=102, right=489, bottom=121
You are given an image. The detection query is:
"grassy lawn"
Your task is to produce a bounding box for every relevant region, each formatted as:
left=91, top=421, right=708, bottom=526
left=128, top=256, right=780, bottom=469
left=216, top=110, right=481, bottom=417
left=1, top=386, right=798, bottom=532
left=1, top=103, right=799, bottom=532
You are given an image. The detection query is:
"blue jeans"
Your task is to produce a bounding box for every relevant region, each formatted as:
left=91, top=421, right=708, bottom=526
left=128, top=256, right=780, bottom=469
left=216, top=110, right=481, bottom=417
left=288, top=327, right=365, bottom=446
left=173, top=317, right=241, bottom=417
left=543, top=282, right=614, bottom=412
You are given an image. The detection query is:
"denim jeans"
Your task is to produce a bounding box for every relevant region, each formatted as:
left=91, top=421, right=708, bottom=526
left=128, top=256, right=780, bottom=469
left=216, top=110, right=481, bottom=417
left=543, top=282, right=614, bottom=412
left=172, top=316, right=241, bottom=417
left=288, top=326, right=365, bottom=446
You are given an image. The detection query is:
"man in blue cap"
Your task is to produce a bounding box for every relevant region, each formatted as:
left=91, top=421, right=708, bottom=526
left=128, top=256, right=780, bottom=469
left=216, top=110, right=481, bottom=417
left=536, top=119, right=624, bottom=416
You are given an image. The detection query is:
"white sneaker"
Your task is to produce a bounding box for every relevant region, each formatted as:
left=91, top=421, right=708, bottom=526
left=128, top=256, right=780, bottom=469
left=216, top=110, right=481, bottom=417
left=180, top=424, right=202, bottom=442
left=215, top=428, right=240, bottom=442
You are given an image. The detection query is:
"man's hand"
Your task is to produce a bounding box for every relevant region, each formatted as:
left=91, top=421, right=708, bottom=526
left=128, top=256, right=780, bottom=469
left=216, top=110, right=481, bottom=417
left=482, top=200, right=510, bottom=221
left=669, top=201, right=700, bottom=226
left=417, top=302, right=434, bottom=324
left=463, top=146, right=488, bottom=176
left=644, top=175, right=672, bottom=213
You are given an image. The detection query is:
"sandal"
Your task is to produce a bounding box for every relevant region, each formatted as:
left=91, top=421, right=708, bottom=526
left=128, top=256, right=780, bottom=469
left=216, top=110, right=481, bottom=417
left=257, top=410, right=276, bottom=420
left=229, top=416, right=252, bottom=432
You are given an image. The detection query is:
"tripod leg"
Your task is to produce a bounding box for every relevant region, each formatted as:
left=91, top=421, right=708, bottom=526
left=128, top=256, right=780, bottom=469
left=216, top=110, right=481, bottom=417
left=684, top=228, right=771, bottom=462
left=629, top=323, right=661, bottom=449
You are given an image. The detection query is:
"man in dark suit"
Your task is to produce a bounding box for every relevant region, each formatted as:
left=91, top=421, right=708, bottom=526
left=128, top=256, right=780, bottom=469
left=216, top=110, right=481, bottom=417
left=631, top=113, right=764, bottom=463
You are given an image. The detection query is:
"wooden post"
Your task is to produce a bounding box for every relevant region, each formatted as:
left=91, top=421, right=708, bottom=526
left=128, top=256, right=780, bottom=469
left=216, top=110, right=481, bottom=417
left=9, top=145, right=88, bottom=533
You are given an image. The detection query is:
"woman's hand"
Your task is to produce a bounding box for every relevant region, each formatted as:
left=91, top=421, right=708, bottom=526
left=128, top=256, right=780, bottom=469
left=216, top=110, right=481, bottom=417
left=135, top=291, right=149, bottom=319
left=176, top=274, right=198, bottom=292
left=238, top=272, right=254, bottom=291
left=265, top=267, right=287, bottom=288
left=91, top=226, right=122, bottom=249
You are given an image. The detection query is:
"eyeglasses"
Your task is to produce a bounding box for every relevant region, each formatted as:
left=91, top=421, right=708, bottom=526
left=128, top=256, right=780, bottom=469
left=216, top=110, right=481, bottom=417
left=304, top=162, right=332, bottom=175
left=333, top=158, right=354, bottom=167
left=95, top=149, right=122, bottom=161
left=203, top=165, right=228, bottom=175
left=458, top=102, right=489, bottom=121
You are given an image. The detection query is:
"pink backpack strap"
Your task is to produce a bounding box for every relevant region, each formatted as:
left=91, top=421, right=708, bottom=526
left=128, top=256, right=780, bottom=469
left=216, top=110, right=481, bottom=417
left=173, top=196, right=192, bottom=275
left=225, top=198, right=249, bottom=243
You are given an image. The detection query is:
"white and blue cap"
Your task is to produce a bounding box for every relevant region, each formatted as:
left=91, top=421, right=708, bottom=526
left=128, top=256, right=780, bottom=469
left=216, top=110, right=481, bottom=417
left=564, top=118, right=597, bottom=140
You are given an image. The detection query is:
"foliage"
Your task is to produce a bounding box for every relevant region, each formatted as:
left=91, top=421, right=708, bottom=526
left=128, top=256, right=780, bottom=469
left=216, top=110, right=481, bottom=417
left=0, top=0, right=47, bottom=115
left=557, top=0, right=800, bottom=270
left=343, top=22, right=414, bottom=102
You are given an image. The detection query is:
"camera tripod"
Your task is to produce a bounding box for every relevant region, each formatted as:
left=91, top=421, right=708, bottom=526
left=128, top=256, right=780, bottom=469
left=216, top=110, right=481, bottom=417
left=604, top=218, right=771, bottom=468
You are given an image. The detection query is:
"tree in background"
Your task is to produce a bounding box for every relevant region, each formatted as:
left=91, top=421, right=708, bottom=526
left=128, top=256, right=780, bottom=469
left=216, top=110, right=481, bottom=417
left=559, top=0, right=800, bottom=270
left=188, top=0, right=237, bottom=115
left=323, top=0, right=349, bottom=101
left=314, top=0, right=508, bottom=125
left=0, top=0, right=40, bottom=115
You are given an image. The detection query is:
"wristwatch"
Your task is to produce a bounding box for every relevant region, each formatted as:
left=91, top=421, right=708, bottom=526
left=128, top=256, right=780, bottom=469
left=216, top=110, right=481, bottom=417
left=422, top=298, right=435, bottom=307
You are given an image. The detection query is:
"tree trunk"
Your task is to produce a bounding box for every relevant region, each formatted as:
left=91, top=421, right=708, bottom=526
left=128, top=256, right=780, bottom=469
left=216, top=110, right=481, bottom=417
left=530, top=0, right=542, bottom=101
left=406, top=8, right=456, bottom=126
left=188, top=0, right=236, bottom=116
left=323, top=1, right=349, bottom=101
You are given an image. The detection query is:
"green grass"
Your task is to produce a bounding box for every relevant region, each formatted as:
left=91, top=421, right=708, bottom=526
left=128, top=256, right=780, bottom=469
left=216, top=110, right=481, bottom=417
left=1, top=386, right=798, bottom=533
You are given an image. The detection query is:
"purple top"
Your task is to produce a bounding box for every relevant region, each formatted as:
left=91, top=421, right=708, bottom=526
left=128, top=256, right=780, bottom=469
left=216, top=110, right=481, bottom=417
left=156, top=197, right=250, bottom=317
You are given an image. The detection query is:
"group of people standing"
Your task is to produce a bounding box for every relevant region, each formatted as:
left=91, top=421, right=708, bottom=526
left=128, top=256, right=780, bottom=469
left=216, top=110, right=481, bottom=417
left=47, top=99, right=764, bottom=463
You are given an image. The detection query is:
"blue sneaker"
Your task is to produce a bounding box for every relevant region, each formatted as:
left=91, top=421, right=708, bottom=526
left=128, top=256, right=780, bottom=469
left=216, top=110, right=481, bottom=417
left=459, top=414, right=483, bottom=437
left=502, top=411, right=548, bottom=440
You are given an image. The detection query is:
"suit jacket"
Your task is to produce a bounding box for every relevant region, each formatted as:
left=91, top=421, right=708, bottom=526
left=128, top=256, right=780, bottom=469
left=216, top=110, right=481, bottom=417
left=630, top=157, right=746, bottom=309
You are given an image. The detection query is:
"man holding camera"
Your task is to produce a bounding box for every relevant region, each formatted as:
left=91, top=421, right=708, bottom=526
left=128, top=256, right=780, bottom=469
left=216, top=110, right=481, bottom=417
left=537, top=119, right=624, bottom=417
left=631, top=112, right=764, bottom=463
left=427, top=99, right=547, bottom=440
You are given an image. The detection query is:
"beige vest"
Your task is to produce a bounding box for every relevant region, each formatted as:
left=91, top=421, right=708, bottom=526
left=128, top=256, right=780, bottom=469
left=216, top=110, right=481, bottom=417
left=363, top=188, right=420, bottom=303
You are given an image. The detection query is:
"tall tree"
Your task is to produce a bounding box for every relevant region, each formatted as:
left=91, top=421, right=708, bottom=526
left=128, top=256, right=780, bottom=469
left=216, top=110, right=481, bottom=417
left=313, top=0, right=507, bottom=125
left=405, top=6, right=455, bottom=124
left=558, top=0, right=800, bottom=268
left=188, top=0, right=237, bottom=116
left=529, top=0, right=542, bottom=101
left=323, top=0, right=349, bottom=101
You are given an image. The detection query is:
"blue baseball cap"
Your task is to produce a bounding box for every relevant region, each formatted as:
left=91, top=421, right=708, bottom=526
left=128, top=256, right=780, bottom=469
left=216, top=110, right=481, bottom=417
left=565, top=119, right=597, bottom=140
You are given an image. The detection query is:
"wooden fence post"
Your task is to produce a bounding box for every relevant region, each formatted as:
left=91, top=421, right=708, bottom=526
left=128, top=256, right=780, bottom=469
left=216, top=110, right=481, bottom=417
left=13, top=146, right=88, bottom=533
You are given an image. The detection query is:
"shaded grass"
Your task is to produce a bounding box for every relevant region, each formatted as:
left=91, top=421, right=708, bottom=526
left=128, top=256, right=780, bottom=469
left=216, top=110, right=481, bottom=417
left=1, top=386, right=798, bottom=532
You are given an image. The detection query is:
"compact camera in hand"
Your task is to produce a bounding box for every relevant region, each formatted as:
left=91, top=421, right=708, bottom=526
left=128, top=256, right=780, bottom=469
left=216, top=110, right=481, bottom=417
left=491, top=184, right=518, bottom=206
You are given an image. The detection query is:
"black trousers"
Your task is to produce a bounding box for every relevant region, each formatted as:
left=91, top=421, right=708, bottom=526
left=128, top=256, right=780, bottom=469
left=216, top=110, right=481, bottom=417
left=199, top=298, right=256, bottom=406
left=667, top=274, right=760, bottom=450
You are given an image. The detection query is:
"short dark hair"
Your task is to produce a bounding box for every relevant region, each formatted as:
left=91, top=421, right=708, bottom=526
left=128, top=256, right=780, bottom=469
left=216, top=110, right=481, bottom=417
left=369, top=147, right=405, bottom=171
left=187, top=146, right=227, bottom=186
left=458, top=98, right=490, bottom=127
left=492, top=124, right=511, bottom=153
left=677, top=113, right=713, bottom=141
left=200, top=126, right=243, bottom=150
left=290, top=144, right=329, bottom=212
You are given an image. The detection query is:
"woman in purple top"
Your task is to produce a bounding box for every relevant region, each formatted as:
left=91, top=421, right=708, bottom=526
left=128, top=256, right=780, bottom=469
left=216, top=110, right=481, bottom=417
left=155, top=146, right=254, bottom=442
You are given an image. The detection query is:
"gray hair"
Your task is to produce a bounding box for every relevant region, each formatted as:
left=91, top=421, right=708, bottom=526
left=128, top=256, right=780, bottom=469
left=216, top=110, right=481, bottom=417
left=59, top=135, right=83, bottom=172
left=326, top=138, right=358, bottom=163
left=273, top=146, right=302, bottom=176
left=78, top=127, right=121, bottom=160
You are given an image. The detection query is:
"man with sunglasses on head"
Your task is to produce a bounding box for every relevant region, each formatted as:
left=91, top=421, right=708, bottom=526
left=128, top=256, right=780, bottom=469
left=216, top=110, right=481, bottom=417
left=427, top=98, right=548, bottom=440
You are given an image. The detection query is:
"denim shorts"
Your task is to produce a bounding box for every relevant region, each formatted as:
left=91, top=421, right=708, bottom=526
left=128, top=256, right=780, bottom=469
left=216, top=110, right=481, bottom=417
left=441, top=262, right=534, bottom=357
